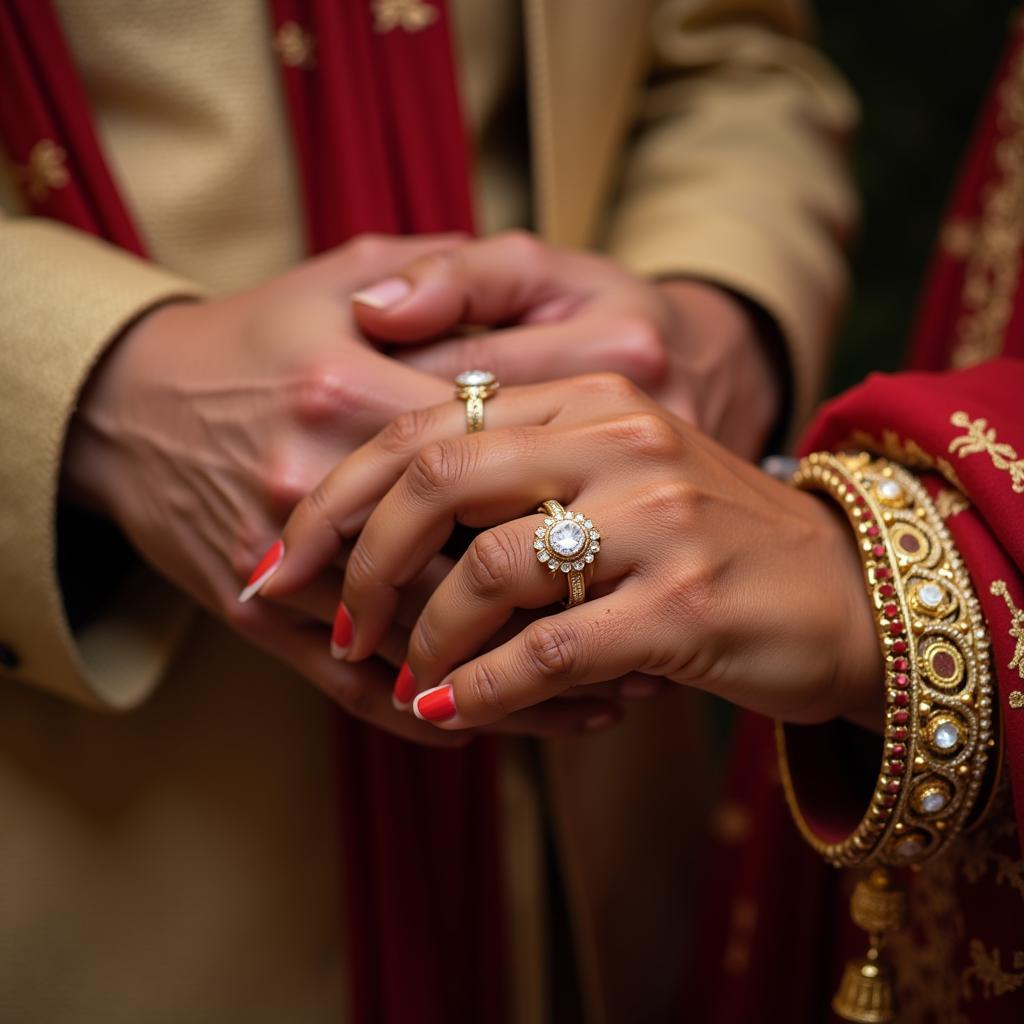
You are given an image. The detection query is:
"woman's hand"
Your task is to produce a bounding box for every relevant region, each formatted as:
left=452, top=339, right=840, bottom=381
left=263, top=374, right=883, bottom=731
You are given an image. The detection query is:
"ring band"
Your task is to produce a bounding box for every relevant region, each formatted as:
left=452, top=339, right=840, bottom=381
left=454, top=369, right=499, bottom=433
left=534, top=500, right=601, bottom=607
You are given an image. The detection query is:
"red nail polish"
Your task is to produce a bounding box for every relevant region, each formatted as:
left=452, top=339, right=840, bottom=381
left=393, top=662, right=417, bottom=707
left=238, top=539, right=284, bottom=602
left=331, top=603, right=353, bottom=659
left=414, top=685, right=456, bottom=723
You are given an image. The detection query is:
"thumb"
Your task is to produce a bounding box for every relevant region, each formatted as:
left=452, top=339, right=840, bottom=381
left=351, top=232, right=575, bottom=344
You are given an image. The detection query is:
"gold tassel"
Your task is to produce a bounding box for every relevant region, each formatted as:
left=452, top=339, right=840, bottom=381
left=832, top=868, right=907, bottom=1023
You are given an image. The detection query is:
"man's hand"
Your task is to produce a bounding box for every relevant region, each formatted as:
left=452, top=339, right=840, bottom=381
left=61, top=235, right=619, bottom=742
left=352, top=231, right=783, bottom=459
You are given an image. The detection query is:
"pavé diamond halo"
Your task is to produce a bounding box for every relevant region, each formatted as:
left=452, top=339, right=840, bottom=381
left=535, top=500, right=601, bottom=606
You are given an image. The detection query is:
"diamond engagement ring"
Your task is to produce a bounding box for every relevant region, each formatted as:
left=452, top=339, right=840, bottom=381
left=534, top=500, right=601, bottom=607
left=454, top=369, right=499, bottom=433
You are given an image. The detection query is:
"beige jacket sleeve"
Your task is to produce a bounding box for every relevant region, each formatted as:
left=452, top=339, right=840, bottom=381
left=602, top=0, right=859, bottom=433
left=0, top=216, right=199, bottom=708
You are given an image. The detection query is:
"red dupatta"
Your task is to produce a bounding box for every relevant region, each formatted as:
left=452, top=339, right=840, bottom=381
left=690, top=18, right=1024, bottom=1024
left=0, top=3, right=505, bottom=1022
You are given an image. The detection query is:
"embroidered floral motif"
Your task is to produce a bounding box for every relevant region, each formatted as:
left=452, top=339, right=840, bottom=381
left=990, top=581, right=1024, bottom=679
left=948, top=411, right=1024, bottom=493
left=371, top=0, right=437, bottom=33
left=1009, top=691, right=1024, bottom=709
left=17, top=139, right=69, bottom=203
left=273, top=21, right=315, bottom=69
left=935, top=487, right=971, bottom=519
left=962, top=942, right=1024, bottom=1000
left=848, top=428, right=966, bottom=493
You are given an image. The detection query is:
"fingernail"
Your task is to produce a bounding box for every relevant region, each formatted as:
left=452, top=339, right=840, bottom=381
left=393, top=662, right=418, bottom=710
left=331, top=603, right=353, bottom=659
left=238, top=540, right=284, bottom=602
left=584, top=711, right=617, bottom=731
left=413, top=684, right=456, bottom=723
left=619, top=678, right=660, bottom=699
left=351, top=277, right=411, bottom=310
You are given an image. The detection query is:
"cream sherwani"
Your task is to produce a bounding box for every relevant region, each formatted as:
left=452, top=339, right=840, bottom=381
left=0, top=1, right=857, bottom=1021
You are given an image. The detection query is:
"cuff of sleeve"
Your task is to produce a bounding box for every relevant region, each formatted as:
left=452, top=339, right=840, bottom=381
left=0, top=219, right=202, bottom=709
left=605, top=213, right=846, bottom=445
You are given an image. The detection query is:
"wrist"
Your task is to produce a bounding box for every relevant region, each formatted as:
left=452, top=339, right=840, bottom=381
left=61, top=299, right=201, bottom=521
left=657, top=278, right=786, bottom=456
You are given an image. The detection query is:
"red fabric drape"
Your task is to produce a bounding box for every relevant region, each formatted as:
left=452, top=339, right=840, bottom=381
left=0, top=3, right=505, bottom=1022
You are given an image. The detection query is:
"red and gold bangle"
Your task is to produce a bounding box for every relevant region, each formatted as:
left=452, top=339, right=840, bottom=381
left=778, top=452, right=995, bottom=868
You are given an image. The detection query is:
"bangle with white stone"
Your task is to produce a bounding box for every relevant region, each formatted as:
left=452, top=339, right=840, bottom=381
left=777, top=452, right=996, bottom=869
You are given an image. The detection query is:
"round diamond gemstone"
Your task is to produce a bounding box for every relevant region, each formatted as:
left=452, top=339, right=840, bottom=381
left=549, top=519, right=587, bottom=557
left=932, top=720, right=961, bottom=751
left=534, top=539, right=544, bottom=550
left=895, top=836, right=924, bottom=858
left=548, top=561, right=560, bottom=571
left=573, top=560, right=585, bottom=571
left=877, top=479, right=903, bottom=501
left=584, top=554, right=594, bottom=564
left=920, top=790, right=947, bottom=814
left=538, top=551, right=549, bottom=562
left=536, top=527, right=546, bottom=537
left=918, top=582, right=944, bottom=608
left=561, top=562, right=572, bottom=573
left=455, top=369, right=495, bottom=387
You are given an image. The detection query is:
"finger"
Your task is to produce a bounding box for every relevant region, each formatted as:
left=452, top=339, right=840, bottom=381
left=394, top=317, right=667, bottom=389
left=350, top=232, right=592, bottom=342
left=340, top=420, right=629, bottom=660
left=404, top=512, right=615, bottom=692
left=411, top=592, right=653, bottom=729
left=482, top=697, right=623, bottom=738
left=262, top=383, right=566, bottom=599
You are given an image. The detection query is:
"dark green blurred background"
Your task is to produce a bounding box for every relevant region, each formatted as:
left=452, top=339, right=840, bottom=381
left=816, top=1, right=1019, bottom=393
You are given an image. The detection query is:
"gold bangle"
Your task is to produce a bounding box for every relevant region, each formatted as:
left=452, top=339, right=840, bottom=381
left=778, top=453, right=995, bottom=869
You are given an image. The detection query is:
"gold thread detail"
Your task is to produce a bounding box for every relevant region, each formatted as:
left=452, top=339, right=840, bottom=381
left=951, top=35, right=1024, bottom=367
left=849, top=428, right=966, bottom=493
left=1008, top=691, right=1024, bottom=709
left=371, top=0, right=438, bottom=33
left=990, top=581, right=1024, bottom=679
left=949, top=411, right=1024, bottom=493
left=17, top=139, right=69, bottom=203
left=935, top=487, right=970, bottom=519
left=273, top=21, right=315, bottom=69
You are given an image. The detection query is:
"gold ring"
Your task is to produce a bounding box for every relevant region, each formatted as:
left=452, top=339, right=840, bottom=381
left=454, top=370, right=499, bottom=433
left=534, top=500, right=601, bottom=607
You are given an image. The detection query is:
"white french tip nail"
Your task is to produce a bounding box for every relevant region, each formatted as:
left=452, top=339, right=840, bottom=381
left=237, top=541, right=285, bottom=603
left=392, top=696, right=412, bottom=713
left=330, top=642, right=348, bottom=661
left=351, top=277, right=411, bottom=310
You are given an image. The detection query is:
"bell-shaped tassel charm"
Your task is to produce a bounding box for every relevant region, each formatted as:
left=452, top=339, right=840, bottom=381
left=832, top=868, right=908, bottom=1024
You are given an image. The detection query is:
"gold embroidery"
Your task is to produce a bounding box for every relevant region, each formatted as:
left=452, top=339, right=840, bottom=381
left=952, top=34, right=1024, bottom=367
left=17, top=139, right=69, bottom=203
left=990, top=581, right=1024, bottom=679
left=941, top=219, right=979, bottom=260
left=274, top=21, right=315, bottom=69
left=849, top=428, right=966, bottom=493
left=963, top=942, right=1024, bottom=999
left=371, top=0, right=438, bottom=33
left=935, top=487, right=970, bottom=519
left=949, top=411, right=1024, bottom=493
left=1010, top=691, right=1024, bottom=709
left=885, top=784, right=1024, bottom=1021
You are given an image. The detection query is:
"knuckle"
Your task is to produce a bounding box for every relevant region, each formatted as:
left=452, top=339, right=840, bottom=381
left=377, top=407, right=438, bottom=456
left=464, top=529, right=520, bottom=595
left=410, top=614, right=443, bottom=667
left=602, top=411, right=681, bottom=461
left=614, top=314, right=668, bottom=382
left=345, top=233, right=388, bottom=264
left=632, top=480, right=701, bottom=531
left=406, top=439, right=468, bottom=501
left=522, top=619, right=581, bottom=680
left=662, top=561, right=716, bottom=629
left=496, top=229, right=547, bottom=263
left=292, top=363, right=358, bottom=424
left=343, top=540, right=379, bottom=592
left=578, top=372, right=644, bottom=406
left=466, top=659, right=508, bottom=717
left=261, top=465, right=309, bottom=512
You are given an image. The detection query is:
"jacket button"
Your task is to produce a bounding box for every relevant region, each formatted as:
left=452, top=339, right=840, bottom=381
left=0, top=643, right=20, bottom=670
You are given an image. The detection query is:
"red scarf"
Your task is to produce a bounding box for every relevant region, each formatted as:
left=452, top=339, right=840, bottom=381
left=0, top=4, right=505, bottom=1021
